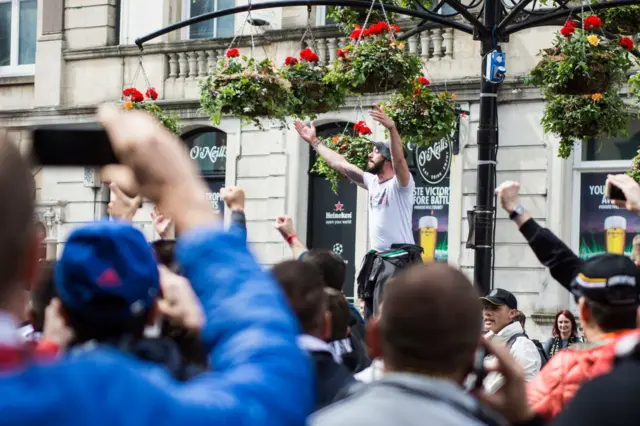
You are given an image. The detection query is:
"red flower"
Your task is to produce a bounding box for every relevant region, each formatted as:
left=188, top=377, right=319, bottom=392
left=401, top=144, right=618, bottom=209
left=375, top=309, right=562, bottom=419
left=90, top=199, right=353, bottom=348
left=391, top=24, right=401, bottom=32
left=368, top=22, right=390, bottom=35
left=337, top=49, right=347, bottom=58
left=354, top=120, right=372, bottom=135
left=285, top=56, right=298, bottom=66
left=358, top=125, right=372, bottom=136
left=560, top=25, right=575, bottom=37
left=123, top=87, right=144, bottom=103
left=350, top=25, right=371, bottom=40
left=460, top=112, right=468, bottom=119
left=145, top=88, right=158, bottom=100
left=584, top=15, right=602, bottom=31
left=300, top=48, right=319, bottom=62
left=619, top=37, right=634, bottom=51
left=564, top=19, right=577, bottom=28
left=226, top=48, right=240, bottom=58
left=413, top=88, right=422, bottom=95
left=340, top=144, right=348, bottom=151
left=417, top=76, right=430, bottom=85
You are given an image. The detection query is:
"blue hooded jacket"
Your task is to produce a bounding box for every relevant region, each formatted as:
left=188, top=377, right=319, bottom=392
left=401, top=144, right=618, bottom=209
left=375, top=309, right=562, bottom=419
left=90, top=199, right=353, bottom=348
left=0, top=225, right=314, bottom=425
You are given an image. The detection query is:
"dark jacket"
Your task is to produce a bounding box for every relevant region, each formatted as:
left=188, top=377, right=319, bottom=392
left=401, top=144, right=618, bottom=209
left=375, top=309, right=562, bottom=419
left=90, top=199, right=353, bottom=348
left=518, top=219, right=583, bottom=291
left=310, top=350, right=356, bottom=412
left=342, top=306, right=371, bottom=374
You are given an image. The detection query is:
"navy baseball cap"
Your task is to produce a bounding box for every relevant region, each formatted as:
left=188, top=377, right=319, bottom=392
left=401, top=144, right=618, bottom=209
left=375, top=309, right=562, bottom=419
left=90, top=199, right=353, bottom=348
left=570, top=254, right=640, bottom=306
left=55, top=221, right=160, bottom=322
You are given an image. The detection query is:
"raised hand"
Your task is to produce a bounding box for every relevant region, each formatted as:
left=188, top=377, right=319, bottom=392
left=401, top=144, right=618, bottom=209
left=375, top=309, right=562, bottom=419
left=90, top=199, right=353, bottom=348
left=294, top=119, right=317, bottom=144
left=369, top=104, right=395, bottom=130
left=221, top=186, right=245, bottom=212
left=495, top=181, right=521, bottom=212
left=607, top=174, right=640, bottom=213
left=274, top=216, right=295, bottom=239
left=151, top=206, right=173, bottom=239
left=107, top=182, right=141, bottom=221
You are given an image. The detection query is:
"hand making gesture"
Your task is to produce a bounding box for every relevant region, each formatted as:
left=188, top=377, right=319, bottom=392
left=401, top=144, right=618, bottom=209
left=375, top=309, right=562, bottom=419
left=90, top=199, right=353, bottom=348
left=369, top=105, right=395, bottom=130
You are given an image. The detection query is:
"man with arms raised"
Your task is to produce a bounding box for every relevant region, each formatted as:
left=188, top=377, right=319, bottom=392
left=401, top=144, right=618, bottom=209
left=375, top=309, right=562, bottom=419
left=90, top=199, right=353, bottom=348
left=294, top=106, right=419, bottom=319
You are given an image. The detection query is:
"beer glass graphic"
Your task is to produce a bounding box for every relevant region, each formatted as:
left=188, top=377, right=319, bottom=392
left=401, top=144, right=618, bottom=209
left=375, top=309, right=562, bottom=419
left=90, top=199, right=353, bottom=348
left=419, top=216, right=438, bottom=262
left=604, top=216, right=627, bottom=255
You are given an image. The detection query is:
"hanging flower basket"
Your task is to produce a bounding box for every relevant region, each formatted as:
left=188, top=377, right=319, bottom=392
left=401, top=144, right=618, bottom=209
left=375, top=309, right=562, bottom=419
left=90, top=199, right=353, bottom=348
left=527, top=18, right=633, bottom=95
left=121, top=87, right=182, bottom=134
left=627, top=149, right=640, bottom=184
left=601, top=5, right=640, bottom=35
left=279, top=48, right=347, bottom=119
left=541, top=91, right=630, bottom=159
left=199, top=50, right=292, bottom=127
left=312, top=125, right=373, bottom=193
left=326, top=1, right=399, bottom=31
left=325, top=22, right=421, bottom=95
left=383, top=77, right=458, bottom=146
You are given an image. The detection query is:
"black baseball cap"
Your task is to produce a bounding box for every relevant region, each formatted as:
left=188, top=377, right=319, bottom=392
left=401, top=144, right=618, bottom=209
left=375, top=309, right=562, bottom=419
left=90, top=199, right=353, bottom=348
left=370, top=141, right=408, bottom=161
left=481, top=288, right=518, bottom=310
left=570, top=254, right=640, bottom=306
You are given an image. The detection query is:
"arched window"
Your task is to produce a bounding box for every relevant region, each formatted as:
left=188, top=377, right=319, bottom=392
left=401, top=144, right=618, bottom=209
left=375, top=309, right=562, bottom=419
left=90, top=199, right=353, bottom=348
left=182, top=127, right=227, bottom=214
left=307, top=122, right=358, bottom=301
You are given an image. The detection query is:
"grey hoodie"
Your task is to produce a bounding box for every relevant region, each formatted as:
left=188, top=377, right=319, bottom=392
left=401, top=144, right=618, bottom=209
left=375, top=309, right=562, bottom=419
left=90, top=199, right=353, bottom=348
left=309, top=373, right=507, bottom=426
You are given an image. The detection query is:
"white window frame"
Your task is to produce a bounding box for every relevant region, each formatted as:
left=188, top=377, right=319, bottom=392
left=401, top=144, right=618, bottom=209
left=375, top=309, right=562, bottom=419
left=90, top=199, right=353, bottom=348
left=181, top=0, right=233, bottom=40
left=0, top=0, right=36, bottom=77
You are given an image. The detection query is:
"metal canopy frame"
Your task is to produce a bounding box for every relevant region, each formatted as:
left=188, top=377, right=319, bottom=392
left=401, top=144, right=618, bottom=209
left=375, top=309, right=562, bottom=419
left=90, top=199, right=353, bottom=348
left=135, top=0, right=638, bottom=295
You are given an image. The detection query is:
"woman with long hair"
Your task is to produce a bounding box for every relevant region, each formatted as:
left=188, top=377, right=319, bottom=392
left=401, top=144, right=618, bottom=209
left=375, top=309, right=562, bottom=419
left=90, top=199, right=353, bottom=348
left=543, top=309, right=583, bottom=358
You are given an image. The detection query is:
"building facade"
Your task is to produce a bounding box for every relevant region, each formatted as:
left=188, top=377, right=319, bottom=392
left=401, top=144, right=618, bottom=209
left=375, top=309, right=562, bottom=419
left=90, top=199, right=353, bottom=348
left=1, top=0, right=639, bottom=338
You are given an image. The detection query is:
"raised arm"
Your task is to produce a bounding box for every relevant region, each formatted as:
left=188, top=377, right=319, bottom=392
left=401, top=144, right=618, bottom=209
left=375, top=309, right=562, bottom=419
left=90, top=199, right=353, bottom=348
left=496, top=181, right=584, bottom=290
left=294, top=120, right=366, bottom=188
left=369, top=105, right=411, bottom=187
left=97, top=105, right=313, bottom=426
left=221, top=186, right=247, bottom=242
left=275, top=215, right=308, bottom=259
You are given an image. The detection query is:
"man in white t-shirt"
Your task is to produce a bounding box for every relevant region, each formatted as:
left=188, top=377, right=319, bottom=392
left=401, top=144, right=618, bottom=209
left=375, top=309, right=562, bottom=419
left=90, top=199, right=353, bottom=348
left=294, top=106, right=416, bottom=318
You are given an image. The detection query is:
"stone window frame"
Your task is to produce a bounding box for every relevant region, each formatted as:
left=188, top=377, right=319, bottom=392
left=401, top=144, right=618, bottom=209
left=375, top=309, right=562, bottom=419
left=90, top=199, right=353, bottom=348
left=180, top=0, right=236, bottom=41
left=0, top=0, right=36, bottom=77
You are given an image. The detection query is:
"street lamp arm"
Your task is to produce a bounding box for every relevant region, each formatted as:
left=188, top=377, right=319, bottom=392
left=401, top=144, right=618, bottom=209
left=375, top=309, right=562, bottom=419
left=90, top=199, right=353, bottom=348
left=442, top=0, right=487, bottom=36
left=503, top=0, right=638, bottom=35
left=497, top=0, right=535, bottom=32
left=134, top=0, right=474, bottom=48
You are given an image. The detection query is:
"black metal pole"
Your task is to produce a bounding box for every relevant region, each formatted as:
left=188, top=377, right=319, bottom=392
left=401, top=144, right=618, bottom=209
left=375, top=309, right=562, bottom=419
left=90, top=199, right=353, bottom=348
left=474, top=0, right=501, bottom=296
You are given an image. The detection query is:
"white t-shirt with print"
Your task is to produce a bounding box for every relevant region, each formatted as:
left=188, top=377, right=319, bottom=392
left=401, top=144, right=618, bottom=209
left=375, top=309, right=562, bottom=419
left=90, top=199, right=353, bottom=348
left=363, top=172, right=415, bottom=252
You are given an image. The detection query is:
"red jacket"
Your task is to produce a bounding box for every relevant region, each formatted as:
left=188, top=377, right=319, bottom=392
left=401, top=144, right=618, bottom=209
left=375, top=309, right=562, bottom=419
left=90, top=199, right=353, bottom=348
left=527, top=330, right=636, bottom=420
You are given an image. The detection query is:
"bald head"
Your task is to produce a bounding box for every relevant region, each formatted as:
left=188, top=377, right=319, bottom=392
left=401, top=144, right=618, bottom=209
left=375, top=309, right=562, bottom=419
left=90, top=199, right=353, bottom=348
left=0, top=133, right=36, bottom=300
left=379, top=263, right=482, bottom=377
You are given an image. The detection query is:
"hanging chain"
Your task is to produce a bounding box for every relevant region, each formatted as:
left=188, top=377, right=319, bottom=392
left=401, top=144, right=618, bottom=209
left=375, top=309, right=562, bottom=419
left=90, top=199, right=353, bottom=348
left=129, top=56, right=152, bottom=91
left=300, top=5, right=318, bottom=52
left=377, top=0, right=395, bottom=42
left=355, top=0, right=378, bottom=46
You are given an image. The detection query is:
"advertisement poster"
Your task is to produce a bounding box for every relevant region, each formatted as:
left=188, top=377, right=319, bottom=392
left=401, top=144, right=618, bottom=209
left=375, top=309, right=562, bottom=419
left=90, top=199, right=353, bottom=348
left=307, top=175, right=358, bottom=299
left=407, top=139, right=451, bottom=262
left=205, top=178, right=225, bottom=214
left=578, top=172, right=640, bottom=259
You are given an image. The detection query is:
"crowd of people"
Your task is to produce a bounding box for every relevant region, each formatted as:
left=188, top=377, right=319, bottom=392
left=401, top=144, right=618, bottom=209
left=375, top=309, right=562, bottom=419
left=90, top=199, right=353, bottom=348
left=1, top=104, right=640, bottom=425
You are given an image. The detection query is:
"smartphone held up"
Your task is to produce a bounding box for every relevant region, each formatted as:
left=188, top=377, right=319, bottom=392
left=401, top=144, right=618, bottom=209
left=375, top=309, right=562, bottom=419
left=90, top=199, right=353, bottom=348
left=31, top=123, right=118, bottom=167
left=606, top=178, right=627, bottom=202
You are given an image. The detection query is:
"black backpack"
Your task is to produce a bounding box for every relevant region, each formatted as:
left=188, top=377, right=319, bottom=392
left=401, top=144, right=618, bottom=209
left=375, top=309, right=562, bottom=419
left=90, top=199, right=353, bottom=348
left=507, top=333, right=548, bottom=369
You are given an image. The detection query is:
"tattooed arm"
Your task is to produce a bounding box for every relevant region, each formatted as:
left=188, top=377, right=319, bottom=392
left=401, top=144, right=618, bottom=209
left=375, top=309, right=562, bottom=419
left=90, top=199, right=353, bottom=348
left=294, top=120, right=366, bottom=189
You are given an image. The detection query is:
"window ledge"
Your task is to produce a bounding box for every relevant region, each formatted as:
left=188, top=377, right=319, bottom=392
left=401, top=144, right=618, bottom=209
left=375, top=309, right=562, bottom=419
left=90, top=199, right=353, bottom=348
left=0, top=75, right=35, bottom=86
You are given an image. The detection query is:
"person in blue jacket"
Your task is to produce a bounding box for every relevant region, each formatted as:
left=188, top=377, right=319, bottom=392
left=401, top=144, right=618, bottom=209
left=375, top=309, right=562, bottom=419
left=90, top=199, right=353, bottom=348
left=0, top=105, right=314, bottom=425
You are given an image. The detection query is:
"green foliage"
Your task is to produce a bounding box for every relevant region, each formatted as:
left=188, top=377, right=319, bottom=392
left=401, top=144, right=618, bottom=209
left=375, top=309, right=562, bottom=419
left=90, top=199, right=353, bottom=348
left=311, top=134, right=372, bottom=193
left=601, top=5, right=640, bottom=35
left=626, top=72, right=640, bottom=183
left=325, top=36, right=421, bottom=95
left=199, top=56, right=293, bottom=128
left=526, top=29, right=633, bottom=96
left=384, top=85, right=457, bottom=146
left=124, top=101, right=182, bottom=135
left=541, top=92, right=630, bottom=159
left=279, top=60, right=348, bottom=120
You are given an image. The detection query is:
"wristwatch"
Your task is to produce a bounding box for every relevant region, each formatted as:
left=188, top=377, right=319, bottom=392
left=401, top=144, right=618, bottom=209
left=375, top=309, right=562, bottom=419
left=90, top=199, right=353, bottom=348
left=509, top=204, right=525, bottom=220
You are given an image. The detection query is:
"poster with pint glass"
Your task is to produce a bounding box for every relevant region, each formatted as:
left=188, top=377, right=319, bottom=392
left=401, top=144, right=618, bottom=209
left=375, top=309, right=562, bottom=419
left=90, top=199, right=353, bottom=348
left=407, top=139, right=451, bottom=263
left=578, top=172, right=640, bottom=259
